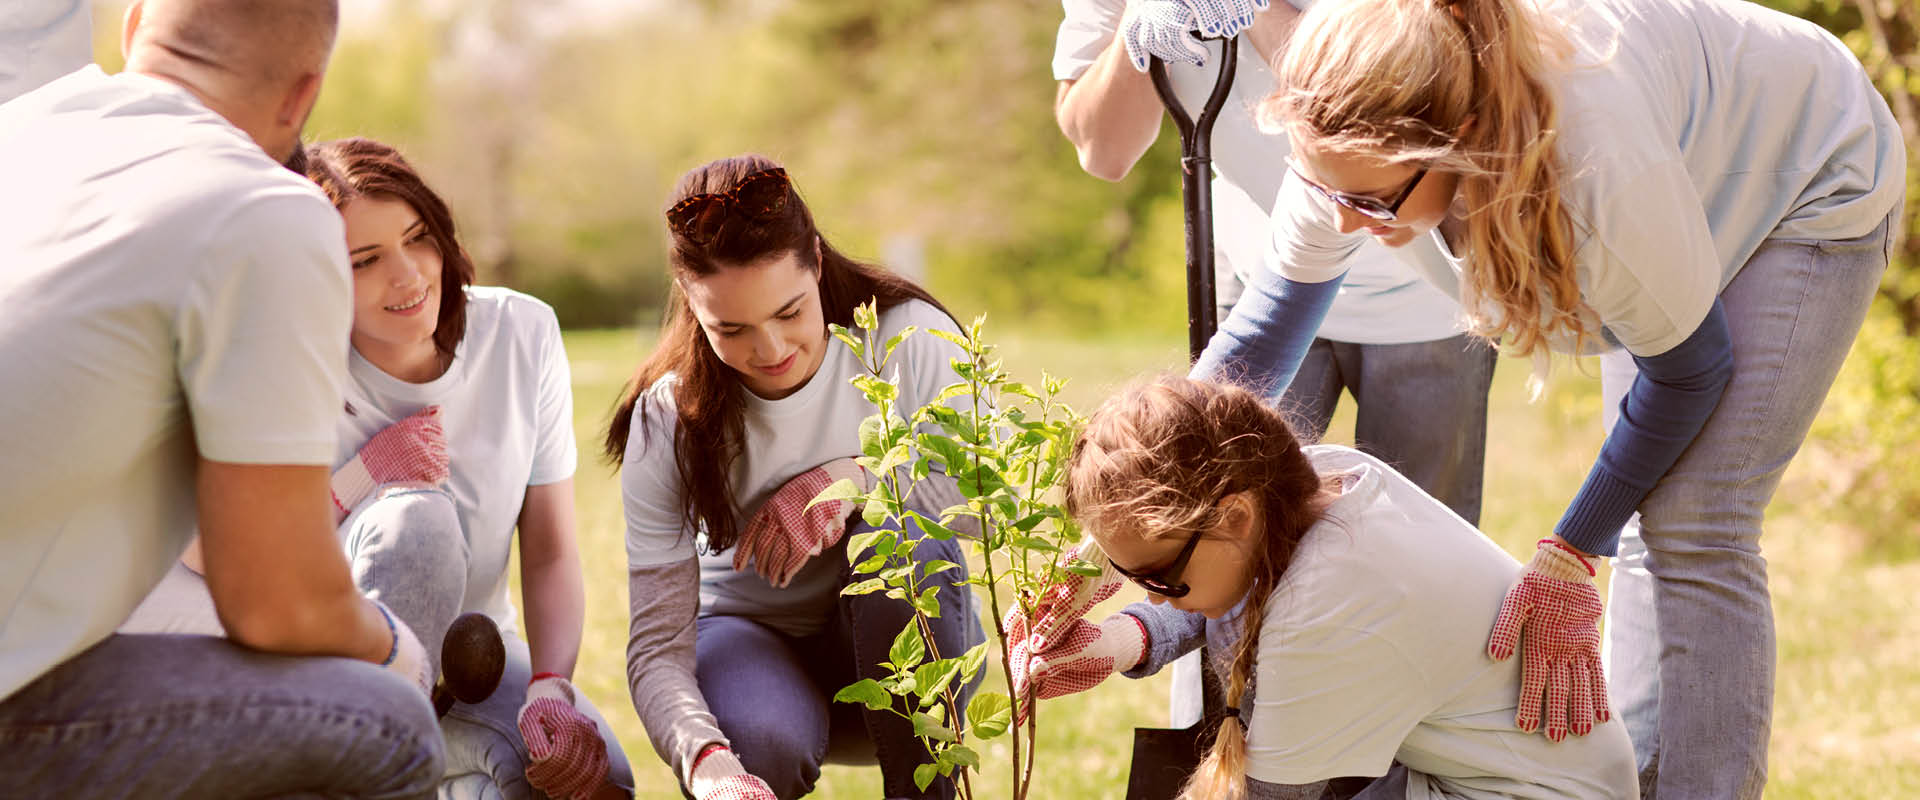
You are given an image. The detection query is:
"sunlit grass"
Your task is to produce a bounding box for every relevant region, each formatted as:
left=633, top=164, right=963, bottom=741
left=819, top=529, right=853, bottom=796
left=535, top=326, right=1919, bottom=799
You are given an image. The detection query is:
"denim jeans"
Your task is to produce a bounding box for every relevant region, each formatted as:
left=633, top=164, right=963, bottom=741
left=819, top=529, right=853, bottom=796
left=0, top=633, right=444, bottom=798
left=116, top=487, right=629, bottom=799
left=1599, top=215, right=1895, bottom=799
left=694, top=520, right=984, bottom=800
left=1280, top=334, right=1497, bottom=526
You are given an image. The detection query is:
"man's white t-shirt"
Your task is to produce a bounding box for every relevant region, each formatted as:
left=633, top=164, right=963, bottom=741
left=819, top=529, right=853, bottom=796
left=623, top=300, right=964, bottom=637
left=1268, top=0, right=1905, bottom=357
left=1246, top=446, right=1638, bottom=798
left=0, top=1, right=90, bottom=104
left=0, top=66, right=351, bottom=700
left=337, top=286, right=577, bottom=633
left=1052, top=0, right=1465, bottom=345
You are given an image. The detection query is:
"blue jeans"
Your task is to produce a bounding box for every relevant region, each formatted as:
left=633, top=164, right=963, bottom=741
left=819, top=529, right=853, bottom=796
left=1599, top=216, right=1895, bottom=799
left=1280, top=334, right=1497, bottom=525
left=0, top=633, right=444, bottom=798
left=694, top=520, right=984, bottom=800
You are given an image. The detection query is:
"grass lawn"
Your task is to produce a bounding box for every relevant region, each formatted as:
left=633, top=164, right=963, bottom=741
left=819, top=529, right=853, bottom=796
left=541, top=325, right=1919, bottom=799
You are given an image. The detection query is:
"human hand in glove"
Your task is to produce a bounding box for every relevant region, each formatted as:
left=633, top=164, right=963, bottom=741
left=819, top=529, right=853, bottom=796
left=518, top=674, right=610, bottom=800
left=331, top=406, right=449, bottom=522
left=733, top=458, right=872, bottom=587
left=1120, top=0, right=1270, bottom=72
left=1487, top=537, right=1612, bottom=742
left=1005, top=543, right=1143, bottom=723
left=688, top=745, right=778, bottom=800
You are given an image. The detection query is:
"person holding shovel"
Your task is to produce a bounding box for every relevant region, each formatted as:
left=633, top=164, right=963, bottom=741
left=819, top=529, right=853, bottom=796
left=608, top=154, right=984, bottom=800
left=121, top=137, right=632, bottom=800
left=1194, top=0, right=1905, bottom=795
left=1019, top=375, right=1638, bottom=800
left=1052, top=0, right=1496, bottom=527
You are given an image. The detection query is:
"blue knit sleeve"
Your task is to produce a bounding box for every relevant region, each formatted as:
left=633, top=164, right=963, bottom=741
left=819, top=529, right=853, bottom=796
left=1190, top=268, right=1344, bottom=401
left=1555, top=299, right=1735, bottom=555
left=1118, top=601, right=1208, bottom=679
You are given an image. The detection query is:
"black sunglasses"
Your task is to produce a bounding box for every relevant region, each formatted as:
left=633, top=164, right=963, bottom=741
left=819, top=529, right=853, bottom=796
left=1291, top=161, right=1429, bottom=222
left=1109, top=526, right=1206, bottom=598
left=665, top=167, right=791, bottom=245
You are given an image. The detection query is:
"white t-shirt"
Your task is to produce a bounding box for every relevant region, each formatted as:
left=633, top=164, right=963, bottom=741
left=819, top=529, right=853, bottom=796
left=1052, top=0, right=1465, bottom=345
left=1245, top=446, right=1638, bottom=798
left=0, top=2, right=90, bottom=104
left=623, top=300, right=964, bottom=637
left=1269, top=0, right=1906, bottom=357
left=337, top=286, right=576, bottom=632
left=0, top=66, right=351, bottom=700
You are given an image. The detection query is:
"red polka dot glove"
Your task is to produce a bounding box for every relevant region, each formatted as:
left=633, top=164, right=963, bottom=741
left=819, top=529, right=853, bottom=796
left=688, top=745, right=778, bottom=800
left=517, top=675, right=609, bottom=800
left=330, top=406, right=449, bottom=523
left=1487, top=538, right=1612, bottom=742
left=1005, top=544, right=1140, bottom=725
left=733, top=458, right=872, bottom=588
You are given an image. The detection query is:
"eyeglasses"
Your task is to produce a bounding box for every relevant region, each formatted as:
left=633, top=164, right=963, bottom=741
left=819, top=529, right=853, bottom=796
left=1290, top=161, right=1428, bottom=222
left=1109, top=526, right=1206, bottom=599
left=665, top=167, right=791, bottom=245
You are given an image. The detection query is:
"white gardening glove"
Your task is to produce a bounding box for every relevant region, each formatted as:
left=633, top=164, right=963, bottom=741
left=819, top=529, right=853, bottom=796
left=733, top=458, right=873, bottom=587
left=371, top=598, right=431, bottom=695
left=688, top=745, right=778, bottom=800
left=1121, top=0, right=1209, bottom=71
left=517, top=675, right=611, bottom=800
left=1185, top=0, right=1269, bottom=38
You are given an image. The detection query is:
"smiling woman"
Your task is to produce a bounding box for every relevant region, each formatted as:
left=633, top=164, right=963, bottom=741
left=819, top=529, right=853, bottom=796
left=605, top=154, right=986, bottom=800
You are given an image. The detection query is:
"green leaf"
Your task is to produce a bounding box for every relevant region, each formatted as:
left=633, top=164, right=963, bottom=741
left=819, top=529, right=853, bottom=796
left=845, top=530, right=887, bottom=563
left=807, top=478, right=867, bottom=511
left=841, top=578, right=886, bottom=596
left=889, top=622, right=926, bottom=672
left=916, top=515, right=963, bottom=541
left=943, top=744, right=980, bottom=769
left=883, top=325, right=920, bottom=359
left=862, top=500, right=891, bottom=528
left=922, top=559, right=962, bottom=577
left=911, top=712, right=956, bottom=743
left=967, top=692, right=1014, bottom=739
left=858, top=415, right=887, bottom=459
left=913, top=659, right=961, bottom=707
left=1012, top=535, right=1060, bottom=553
left=854, top=553, right=890, bottom=574
left=1011, top=512, right=1048, bottom=532
left=957, top=643, right=990, bottom=686
left=925, top=327, right=971, bottom=351
left=854, top=300, right=878, bottom=332
left=914, top=763, right=939, bottom=792
left=834, top=679, right=893, bottom=711
left=1062, top=559, right=1104, bottom=578
left=829, top=324, right=864, bottom=358
left=851, top=374, right=898, bottom=402
left=914, top=586, right=942, bottom=618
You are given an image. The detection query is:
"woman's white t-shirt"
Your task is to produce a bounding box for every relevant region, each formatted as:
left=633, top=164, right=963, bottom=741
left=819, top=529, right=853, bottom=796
left=1270, top=0, right=1905, bottom=357
left=622, top=300, right=964, bottom=637
left=1247, top=446, right=1638, bottom=797
left=337, top=286, right=576, bottom=632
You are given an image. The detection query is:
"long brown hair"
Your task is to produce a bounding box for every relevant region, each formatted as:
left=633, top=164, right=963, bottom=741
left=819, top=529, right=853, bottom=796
left=603, top=154, right=950, bottom=554
left=1268, top=0, right=1586, bottom=358
left=301, top=137, right=474, bottom=361
left=1066, top=376, right=1333, bottom=800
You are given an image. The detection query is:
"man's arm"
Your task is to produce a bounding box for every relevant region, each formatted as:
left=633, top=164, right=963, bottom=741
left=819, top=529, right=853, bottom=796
left=195, top=458, right=392, bottom=662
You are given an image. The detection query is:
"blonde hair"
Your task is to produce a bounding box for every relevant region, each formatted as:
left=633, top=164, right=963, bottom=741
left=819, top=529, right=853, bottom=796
left=1265, top=0, right=1588, bottom=358
left=1066, top=376, right=1332, bottom=800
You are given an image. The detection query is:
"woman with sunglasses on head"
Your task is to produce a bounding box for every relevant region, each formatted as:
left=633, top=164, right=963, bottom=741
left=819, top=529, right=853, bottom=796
left=608, top=154, right=984, bottom=800
left=1187, top=0, right=1905, bottom=795
left=121, top=137, right=633, bottom=800
left=1018, top=375, right=1636, bottom=800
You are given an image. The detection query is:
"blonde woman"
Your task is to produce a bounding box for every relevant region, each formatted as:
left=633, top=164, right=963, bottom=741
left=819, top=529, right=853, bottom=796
left=1016, top=375, right=1636, bottom=800
left=1189, top=0, right=1905, bottom=795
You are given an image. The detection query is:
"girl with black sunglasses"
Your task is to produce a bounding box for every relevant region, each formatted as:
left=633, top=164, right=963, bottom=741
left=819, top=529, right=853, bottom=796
left=605, top=154, right=984, bottom=800
left=1016, top=375, right=1637, bottom=800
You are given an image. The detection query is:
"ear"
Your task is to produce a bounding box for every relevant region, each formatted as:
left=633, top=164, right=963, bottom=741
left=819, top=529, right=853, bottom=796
left=278, top=71, right=324, bottom=129
left=121, top=1, right=146, bottom=61
left=1221, top=490, right=1261, bottom=547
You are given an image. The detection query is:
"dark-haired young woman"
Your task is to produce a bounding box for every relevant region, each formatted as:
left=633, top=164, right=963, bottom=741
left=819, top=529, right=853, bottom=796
left=609, top=155, right=983, bottom=800
left=121, top=137, right=632, bottom=800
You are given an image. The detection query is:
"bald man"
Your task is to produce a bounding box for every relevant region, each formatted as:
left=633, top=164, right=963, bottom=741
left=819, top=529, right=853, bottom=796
left=0, top=2, right=445, bottom=796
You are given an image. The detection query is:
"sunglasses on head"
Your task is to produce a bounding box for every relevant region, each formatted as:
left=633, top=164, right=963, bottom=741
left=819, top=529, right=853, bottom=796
left=1289, top=161, right=1429, bottom=222
left=665, top=167, right=791, bottom=245
left=1109, top=525, right=1206, bottom=599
